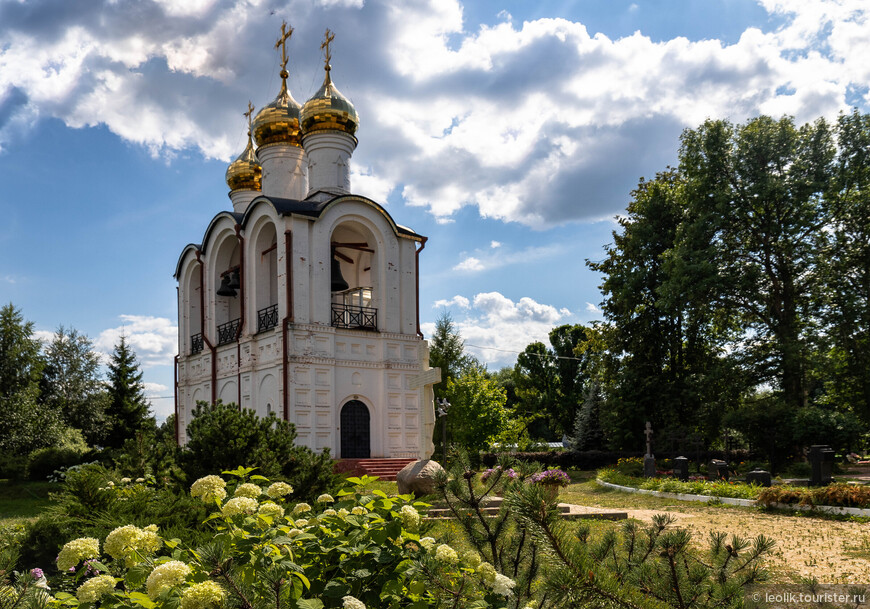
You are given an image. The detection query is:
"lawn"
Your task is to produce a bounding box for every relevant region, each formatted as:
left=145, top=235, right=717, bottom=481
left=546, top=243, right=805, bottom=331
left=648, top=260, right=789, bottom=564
left=0, top=479, right=53, bottom=526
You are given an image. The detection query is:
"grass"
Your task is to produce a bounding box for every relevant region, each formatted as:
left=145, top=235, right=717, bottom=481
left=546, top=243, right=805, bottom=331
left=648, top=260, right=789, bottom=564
left=0, top=479, right=53, bottom=526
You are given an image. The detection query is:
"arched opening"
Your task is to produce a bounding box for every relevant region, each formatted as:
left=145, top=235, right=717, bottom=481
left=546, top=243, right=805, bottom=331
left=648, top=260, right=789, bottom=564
left=253, top=223, right=278, bottom=333
left=185, top=264, right=203, bottom=354
left=214, top=237, right=241, bottom=345
left=331, top=222, right=377, bottom=331
left=340, top=400, right=371, bottom=458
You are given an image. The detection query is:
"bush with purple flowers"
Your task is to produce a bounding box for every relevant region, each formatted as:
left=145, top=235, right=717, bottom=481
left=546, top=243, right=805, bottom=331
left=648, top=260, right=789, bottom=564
left=480, top=466, right=518, bottom=482
left=528, top=468, right=571, bottom=487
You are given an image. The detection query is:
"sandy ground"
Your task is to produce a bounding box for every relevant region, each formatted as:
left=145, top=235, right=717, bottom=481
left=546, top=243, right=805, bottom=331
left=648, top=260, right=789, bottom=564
left=619, top=506, right=870, bottom=584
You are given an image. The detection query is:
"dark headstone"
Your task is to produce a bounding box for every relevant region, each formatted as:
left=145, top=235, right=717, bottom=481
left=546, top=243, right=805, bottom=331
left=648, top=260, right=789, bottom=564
left=643, top=455, right=657, bottom=478
left=673, top=456, right=689, bottom=481
left=809, top=445, right=835, bottom=486
left=745, top=469, right=772, bottom=487
left=708, top=459, right=729, bottom=481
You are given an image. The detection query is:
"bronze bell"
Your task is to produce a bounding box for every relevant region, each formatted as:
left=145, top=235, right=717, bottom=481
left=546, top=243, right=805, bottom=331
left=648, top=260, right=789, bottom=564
left=228, top=269, right=241, bottom=290
left=217, top=274, right=237, bottom=297
left=331, top=257, right=349, bottom=292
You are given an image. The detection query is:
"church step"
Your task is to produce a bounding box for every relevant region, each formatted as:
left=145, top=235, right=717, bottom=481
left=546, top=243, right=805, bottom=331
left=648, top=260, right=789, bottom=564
left=335, top=458, right=417, bottom=481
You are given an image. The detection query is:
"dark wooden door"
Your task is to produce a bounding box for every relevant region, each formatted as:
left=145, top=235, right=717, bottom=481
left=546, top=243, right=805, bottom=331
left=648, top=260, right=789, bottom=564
left=341, top=400, right=370, bottom=458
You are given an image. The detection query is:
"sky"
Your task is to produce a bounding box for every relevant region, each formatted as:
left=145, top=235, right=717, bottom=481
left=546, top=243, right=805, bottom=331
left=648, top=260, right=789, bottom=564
left=1, top=0, right=869, bottom=420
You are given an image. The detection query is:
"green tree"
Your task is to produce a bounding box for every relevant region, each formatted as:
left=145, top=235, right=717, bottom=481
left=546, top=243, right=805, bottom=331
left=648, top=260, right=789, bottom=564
left=680, top=116, right=834, bottom=412
left=819, top=110, right=870, bottom=424
left=41, top=326, right=109, bottom=445
left=180, top=401, right=337, bottom=500
left=512, top=324, right=597, bottom=439
left=0, top=303, right=44, bottom=398
left=105, top=335, right=153, bottom=448
left=569, top=380, right=606, bottom=451
left=443, top=362, right=508, bottom=455
left=427, top=312, right=471, bottom=399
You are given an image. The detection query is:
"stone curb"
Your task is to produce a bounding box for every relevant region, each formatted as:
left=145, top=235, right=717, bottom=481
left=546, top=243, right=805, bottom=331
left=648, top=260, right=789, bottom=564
left=595, top=479, right=870, bottom=516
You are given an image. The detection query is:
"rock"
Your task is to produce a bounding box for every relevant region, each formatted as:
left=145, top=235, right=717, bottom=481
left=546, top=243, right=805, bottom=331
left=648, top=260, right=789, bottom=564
left=396, top=459, right=445, bottom=497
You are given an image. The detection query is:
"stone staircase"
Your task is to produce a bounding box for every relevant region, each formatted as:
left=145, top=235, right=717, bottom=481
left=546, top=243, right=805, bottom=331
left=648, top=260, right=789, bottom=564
left=336, top=458, right=417, bottom=481
left=426, top=497, right=627, bottom=521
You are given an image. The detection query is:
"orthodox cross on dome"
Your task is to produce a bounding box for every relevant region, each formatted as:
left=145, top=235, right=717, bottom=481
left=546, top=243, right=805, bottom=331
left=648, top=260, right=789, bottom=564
left=244, top=101, right=255, bottom=136
left=275, top=21, right=294, bottom=77
left=321, top=28, right=335, bottom=72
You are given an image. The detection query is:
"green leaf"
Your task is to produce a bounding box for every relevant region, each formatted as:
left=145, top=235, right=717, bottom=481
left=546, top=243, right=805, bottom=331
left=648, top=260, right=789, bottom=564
left=372, top=489, right=388, bottom=498
left=290, top=571, right=311, bottom=589
left=128, top=592, right=156, bottom=609
left=250, top=474, right=269, bottom=481
left=295, top=600, right=324, bottom=609
left=322, top=581, right=350, bottom=598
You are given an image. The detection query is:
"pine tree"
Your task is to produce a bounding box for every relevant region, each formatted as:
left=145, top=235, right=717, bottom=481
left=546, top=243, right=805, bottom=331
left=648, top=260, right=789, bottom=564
left=0, top=303, right=44, bottom=398
left=570, top=380, right=606, bottom=451
left=105, top=335, right=152, bottom=448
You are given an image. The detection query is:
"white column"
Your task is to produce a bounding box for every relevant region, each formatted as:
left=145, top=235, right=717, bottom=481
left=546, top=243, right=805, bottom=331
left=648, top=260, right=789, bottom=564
left=229, top=190, right=259, bottom=214
left=303, top=131, right=356, bottom=196
left=257, top=144, right=309, bottom=200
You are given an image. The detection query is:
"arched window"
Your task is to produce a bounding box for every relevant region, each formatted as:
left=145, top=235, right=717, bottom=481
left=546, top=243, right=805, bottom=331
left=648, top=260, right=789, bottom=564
left=214, top=237, right=241, bottom=345
left=185, top=263, right=203, bottom=354
left=331, top=223, right=377, bottom=331
left=254, top=223, right=278, bottom=333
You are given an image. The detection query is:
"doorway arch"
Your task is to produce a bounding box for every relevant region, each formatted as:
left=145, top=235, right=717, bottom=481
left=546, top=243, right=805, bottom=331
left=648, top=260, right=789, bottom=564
left=340, top=400, right=370, bottom=458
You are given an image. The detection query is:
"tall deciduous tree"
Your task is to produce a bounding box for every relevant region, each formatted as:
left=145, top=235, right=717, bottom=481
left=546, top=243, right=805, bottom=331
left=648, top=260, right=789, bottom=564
left=442, top=362, right=508, bottom=455
left=820, top=110, right=870, bottom=424
left=681, top=116, right=835, bottom=412
left=41, top=326, right=109, bottom=444
left=105, top=335, right=153, bottom=448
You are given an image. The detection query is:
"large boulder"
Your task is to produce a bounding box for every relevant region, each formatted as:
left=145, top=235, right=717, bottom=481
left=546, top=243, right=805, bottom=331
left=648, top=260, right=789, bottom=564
left=396, top=459, right=445, bottom=497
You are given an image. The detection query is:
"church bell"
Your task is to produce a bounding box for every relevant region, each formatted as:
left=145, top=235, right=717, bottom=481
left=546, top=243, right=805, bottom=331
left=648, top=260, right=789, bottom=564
left=217, top=273, right=237, bottom=297
left=227, top=269, right=241, bottom=290
left=331, top=257, right=349, bottom=292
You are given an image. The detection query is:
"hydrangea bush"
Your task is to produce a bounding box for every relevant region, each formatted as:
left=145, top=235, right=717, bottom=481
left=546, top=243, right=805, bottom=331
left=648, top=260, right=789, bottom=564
left=9, top=466, right=516, bottom=609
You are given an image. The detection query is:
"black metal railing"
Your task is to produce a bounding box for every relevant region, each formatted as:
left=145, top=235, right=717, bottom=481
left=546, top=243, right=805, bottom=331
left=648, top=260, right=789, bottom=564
left=331, top=303, right=377, bottom=331
left=257, top=304, right=279, bottom=333
left=190, top=333, right=203, bottom=354
left=217, top=318, right=241, bottom=345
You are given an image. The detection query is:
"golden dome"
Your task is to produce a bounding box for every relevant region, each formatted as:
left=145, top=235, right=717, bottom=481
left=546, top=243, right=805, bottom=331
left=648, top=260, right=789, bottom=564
left=301, top=67, right=359, bottom=137
left=252, top=74, right=303, bottom=147
left=225, top=131, right=262, bottom=192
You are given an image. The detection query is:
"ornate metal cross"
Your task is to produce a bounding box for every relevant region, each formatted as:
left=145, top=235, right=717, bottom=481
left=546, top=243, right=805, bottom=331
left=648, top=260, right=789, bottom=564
left=321, top=28, right=335, bottom=71
left=244, top=101, right=254, bottom=132
left=275, top=21, right=294, bottom=71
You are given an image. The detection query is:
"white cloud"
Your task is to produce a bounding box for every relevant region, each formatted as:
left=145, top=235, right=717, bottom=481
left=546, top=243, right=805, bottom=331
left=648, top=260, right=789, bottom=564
left=453, top=256, right=484, bottom=272
left=95, top=315, right=178, bottom=368
left=1, top=0, right=868, bottom=226
left=490, top=241, right=501, bottom=248
left=585, top=301, right=600, bottom=313
left=423, top=291, right=574, bottom=369
left=433, top=295, right=471, bottom=309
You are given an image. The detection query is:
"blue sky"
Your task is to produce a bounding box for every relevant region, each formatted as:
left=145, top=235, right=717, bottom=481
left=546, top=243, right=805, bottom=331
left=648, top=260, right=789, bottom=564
left=1, top=0, right=868, bottom=420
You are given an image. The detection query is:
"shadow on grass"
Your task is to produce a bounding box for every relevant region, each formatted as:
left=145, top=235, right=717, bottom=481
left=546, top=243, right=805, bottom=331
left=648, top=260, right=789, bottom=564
left=0, top=480, right=54, bottom=522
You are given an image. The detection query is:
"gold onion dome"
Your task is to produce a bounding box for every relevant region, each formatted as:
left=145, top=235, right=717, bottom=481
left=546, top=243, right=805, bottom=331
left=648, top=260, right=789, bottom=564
left=225, top=131, right=262, bottom=192
left=301, top=66, right=359, bottom=137
left=252, top=74, right=303, bottom=147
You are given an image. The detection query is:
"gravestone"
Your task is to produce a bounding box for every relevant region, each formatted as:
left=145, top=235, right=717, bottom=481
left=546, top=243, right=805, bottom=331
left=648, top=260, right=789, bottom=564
left=809, top=444, right=835, bottom=486
left=745, top=469, right=772, bottom=487
left=708, top=459, right=729, bottom=481
left=673, top=456, right=689, bottom=481
left=643, top=421, right=656, bottom=478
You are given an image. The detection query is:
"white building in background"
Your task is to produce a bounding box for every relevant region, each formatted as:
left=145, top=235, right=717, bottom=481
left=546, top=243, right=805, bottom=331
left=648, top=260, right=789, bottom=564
left=174, top=27, right=438, bottom=460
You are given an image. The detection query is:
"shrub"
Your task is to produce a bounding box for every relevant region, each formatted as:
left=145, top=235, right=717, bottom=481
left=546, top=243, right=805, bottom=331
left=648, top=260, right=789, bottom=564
left=26, top=428, right=90, bottom=481
left=757, top=483, right=870, bottom=509
left=180, top=401, right=338, bottom=501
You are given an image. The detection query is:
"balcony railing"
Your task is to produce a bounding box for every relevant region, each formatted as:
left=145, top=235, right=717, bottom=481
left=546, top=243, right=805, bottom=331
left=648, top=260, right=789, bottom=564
left=331, top=303, right=378, bottom=331
left=217, top=318, right=241, bottom=345
left=190, top=333, right=203, bottom=354
left=257, top=304, right=279, bottom=333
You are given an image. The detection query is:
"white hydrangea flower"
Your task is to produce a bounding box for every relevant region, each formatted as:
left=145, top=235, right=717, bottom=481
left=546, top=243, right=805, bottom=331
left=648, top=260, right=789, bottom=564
left=57, top=538, right=100, bottom=571
left=419, top=537, right=436, bottom=550
left=294, top=519, right=309, bottom=527
left=477, top=562, right=497, bottom=584
left=435, top=544, right=459, bottom=564
left=221, top=497, right=259, bottom=517
left=258, top=502, right=285, bottom=518
left=342, top=595, right=366, bottom=609
left=316, top=494, right=335, bottom=503
left=190, top=475, right=227, bottom=503
left=492, top=573, right=516, bottom=597
left=398, top=505, right=420, bottom=530
left=321, top=508, right=337, bottom=517
left=266, top=482, right=293, bottom=498
left=234, top=483, right=262, bottom=499
left=292, top=503, right=312, bottom=515
left=146, top=561, right=191, bottom=600
left=76, top=575, right=117, bottom=603
left=351, top=506, right=367, bottom=515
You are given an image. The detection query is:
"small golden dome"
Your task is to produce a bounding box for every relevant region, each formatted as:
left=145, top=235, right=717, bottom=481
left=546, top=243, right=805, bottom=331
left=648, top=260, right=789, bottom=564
left=301, top=67, right=359, bottom=137
left=225, top=132, right=262, bottom=192
left=252, top=75, right=303, bottom=148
